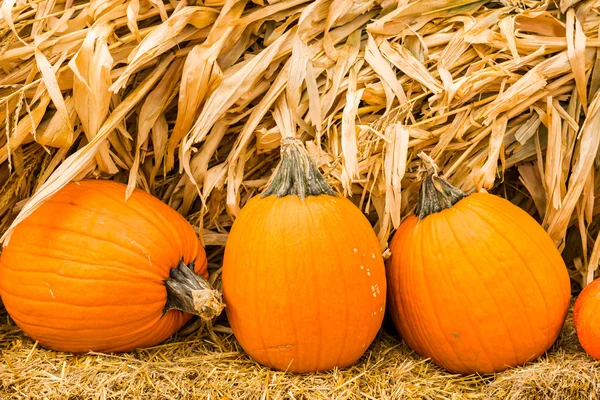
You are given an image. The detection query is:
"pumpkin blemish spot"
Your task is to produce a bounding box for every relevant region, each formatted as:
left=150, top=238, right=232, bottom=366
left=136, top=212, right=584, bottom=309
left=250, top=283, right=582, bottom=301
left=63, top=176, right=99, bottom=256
left=272, top=344, right=295, bottom=351
left=46, top=283, right=55, bottom=299
left=371, top=284, right=381, bottom=297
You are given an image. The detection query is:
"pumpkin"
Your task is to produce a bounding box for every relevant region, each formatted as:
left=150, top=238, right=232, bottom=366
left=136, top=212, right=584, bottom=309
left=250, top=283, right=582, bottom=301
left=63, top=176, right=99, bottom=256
left=222, top=138, right=386, bottom=373
left=386, top=158, right=571, bottom=375
left=0, top=180, right=223, bottom=353
left=573, top=278, right=600, bottom=359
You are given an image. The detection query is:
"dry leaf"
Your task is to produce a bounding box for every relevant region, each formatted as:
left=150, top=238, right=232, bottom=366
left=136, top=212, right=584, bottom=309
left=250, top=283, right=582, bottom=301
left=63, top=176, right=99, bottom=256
left=566, top=9, right=588, bottom=112
left=473, top=115, right=507, bottom=190
left=547, top=91, right=600, bottom=245
left=68, top=23, right=116, bottom=173
left=110, top=6, right=219, bottom=92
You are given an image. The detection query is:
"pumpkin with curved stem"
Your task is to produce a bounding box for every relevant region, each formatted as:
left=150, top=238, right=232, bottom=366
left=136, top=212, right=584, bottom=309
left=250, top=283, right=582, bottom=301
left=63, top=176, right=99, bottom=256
left=573, top=278, right=600, bottom=359
left=222, top=138, right=386, bottom=373
left=0, top=180, right=223, bottom=353
left=386, top=155, right=571, bottom=375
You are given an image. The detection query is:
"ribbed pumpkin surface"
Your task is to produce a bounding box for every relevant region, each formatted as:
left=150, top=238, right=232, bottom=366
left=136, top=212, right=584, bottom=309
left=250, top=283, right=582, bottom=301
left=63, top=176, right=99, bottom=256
left=222, top=195, right=386, bottom=373
left=0, top=180, right=207, bottom=353
left=386, top=193, right=571, bottom=374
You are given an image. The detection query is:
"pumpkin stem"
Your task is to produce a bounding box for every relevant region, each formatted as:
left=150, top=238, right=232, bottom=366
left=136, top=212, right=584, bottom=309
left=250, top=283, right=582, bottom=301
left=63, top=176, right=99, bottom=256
left=415, top=152, right=467, bottom=219
left=164, top=260, right=224, bottom=320
left=261, top=137, right=336, bottom=199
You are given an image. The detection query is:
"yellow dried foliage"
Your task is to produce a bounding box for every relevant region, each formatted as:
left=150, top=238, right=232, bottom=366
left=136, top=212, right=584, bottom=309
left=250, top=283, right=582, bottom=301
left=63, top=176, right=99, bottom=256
left=1, top=0, right=600, bottom=288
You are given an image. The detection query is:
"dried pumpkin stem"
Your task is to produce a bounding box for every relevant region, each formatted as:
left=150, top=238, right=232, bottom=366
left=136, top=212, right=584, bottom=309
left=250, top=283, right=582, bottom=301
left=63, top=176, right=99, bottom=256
left=415, top=153, right=467, bottom=219
left=164, top=260, right=224, bottom=320
left=261, top=137, right=336, bottom=199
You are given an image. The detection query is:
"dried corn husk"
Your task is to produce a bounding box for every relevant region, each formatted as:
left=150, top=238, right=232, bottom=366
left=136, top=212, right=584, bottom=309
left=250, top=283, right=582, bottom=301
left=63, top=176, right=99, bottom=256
left=1, top=0, right=600, bottom=288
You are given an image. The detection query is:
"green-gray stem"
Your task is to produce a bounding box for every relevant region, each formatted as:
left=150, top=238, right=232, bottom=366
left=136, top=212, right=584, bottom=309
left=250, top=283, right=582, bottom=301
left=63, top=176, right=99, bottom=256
left=415, top=155, right=468, bottom=219
left=164, top=260, right=224, bottom=320
left=261, top=137, right=336, bottom=199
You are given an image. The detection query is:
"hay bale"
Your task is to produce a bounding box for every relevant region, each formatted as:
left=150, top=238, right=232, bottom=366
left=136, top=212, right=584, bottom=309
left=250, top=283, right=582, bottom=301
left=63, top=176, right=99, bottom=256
left=1, top=0, right=600, bottom=397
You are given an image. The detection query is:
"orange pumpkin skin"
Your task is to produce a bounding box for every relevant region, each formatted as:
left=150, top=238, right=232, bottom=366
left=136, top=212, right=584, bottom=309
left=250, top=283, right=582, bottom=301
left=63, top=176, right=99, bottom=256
left=223, top=194, right=386, bottom=373
left=0, top=180, right=208, bottom=353
left=387, top=192, right=571, bottom=374
left=573, top=278, right=600, bottom=359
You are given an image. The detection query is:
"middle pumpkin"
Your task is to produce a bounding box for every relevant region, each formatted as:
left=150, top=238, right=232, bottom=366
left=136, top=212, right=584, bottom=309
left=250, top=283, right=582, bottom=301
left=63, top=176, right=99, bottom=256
left=222, top=138, right=386, bottom=373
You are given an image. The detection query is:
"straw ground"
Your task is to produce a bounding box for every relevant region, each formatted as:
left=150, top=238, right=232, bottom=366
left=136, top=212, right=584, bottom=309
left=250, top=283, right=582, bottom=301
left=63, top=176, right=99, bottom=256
left=1, top=300, right=599, bottom=399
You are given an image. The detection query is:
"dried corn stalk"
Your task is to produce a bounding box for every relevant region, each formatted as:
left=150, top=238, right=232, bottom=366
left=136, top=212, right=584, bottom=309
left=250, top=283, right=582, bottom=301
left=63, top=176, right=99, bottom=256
left=1, top=0, right=600, bottom=288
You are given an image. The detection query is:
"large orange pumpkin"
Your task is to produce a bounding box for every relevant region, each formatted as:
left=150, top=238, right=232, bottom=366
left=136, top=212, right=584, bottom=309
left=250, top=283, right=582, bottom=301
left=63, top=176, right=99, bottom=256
left=222, top=138, right=386, bottom=373
left=386, top=162, right=571, bottom=375
left=0, top=180, right=223, bottom=353
left=573, top=278, right=600, bottom=359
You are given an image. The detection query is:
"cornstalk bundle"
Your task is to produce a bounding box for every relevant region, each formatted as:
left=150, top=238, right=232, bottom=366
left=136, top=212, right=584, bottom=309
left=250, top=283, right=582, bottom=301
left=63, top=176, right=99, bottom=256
left=1, top=0, right=599, bottom=289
